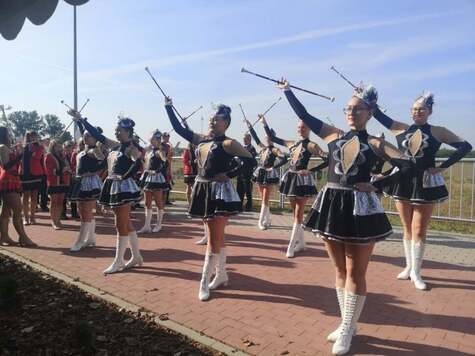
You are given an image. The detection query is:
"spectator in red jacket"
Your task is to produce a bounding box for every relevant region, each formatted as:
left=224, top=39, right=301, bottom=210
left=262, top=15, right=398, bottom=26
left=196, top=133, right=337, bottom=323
left=44, top=140, right=71, bottom=229
left=20, top=130, right=45, bottom=225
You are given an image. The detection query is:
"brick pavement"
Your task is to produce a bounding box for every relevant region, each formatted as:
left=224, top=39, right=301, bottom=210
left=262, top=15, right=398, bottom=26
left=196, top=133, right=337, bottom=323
left=1, top=202, right=474, bottom=355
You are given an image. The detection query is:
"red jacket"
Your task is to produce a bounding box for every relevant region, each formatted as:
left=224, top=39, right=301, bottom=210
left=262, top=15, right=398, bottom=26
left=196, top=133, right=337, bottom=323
left=44, top=153, right=71, bottom=187
left=182, top=149, right=192, bottom=175
left=20, top=143, right=45, bottom=176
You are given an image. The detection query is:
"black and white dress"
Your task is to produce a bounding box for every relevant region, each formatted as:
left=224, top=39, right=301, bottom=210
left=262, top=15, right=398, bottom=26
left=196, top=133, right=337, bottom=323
left=372, top=108, right=472, bottom=204
left=383, top=124, right=447, bottom=204
left=305, top=130, right=400, bottom=244
left=283, top=88, right=414, bottom=244
left=248, top=125, right=287, bottom=186
left=99, top=142, right=143, bottom=207
left=139, top=148, right=169, bottom=192
left=165, top=105, right=252, bottom=219
left=69, top=146, right=106, bottom=201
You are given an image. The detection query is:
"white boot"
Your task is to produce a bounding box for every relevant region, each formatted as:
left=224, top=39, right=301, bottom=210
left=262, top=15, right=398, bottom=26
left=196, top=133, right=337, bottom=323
left=209, top=248, right=229, bottom=290
left=152, top=208, right=164, bottom=233
left=70, top=222, right=89, bottom=252
left=264, top=206, right=272, bottom=228
left=258, top=205, right=267, bottom=230
left=86, top=219, right=96, bottom=247
left=397, top=238, right=412, bottom=280
left=332, top=292, right=366, bottom=355
left=125, top=231, right=143, bottom=269
left=410, top=240, right=427, bottom=290
left=103, top=235, right=128, bottom=274
left=294, top=224, right=306, bottom=252
left=286, top=223, right=301, bottom=258
left=138, top=208, right=153, bottom=234
left=196, top=224, right=208, bottom=245
left=327, top=287, right=345, bottom=342
left=199, top=252, right=218, bottom=301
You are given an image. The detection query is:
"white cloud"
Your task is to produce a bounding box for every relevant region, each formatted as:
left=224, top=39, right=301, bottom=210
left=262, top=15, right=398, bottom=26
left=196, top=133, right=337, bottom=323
left=81, top=12, right=448, bottom=81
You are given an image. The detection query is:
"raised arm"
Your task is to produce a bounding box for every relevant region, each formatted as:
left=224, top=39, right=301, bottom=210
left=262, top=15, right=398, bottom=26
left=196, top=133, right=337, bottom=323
left=280, top=82, right=342, bottom=142
left=247, top=121, right=265, bottom=149
left=260, top=116, right=293, bottom=147
left=431, top=126, right=472, bottom=170
left=67, top=110, right=117, bottom=147
left=164, top=97, right=203, bottom=145
left=373, top=107, right=409, bottom=136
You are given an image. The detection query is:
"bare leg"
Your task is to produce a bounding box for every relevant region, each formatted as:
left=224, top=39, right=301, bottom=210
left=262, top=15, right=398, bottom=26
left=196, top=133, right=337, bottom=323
left=395, top=201, right=414, bottom=279
left=6, top=192, right=36, bottom=247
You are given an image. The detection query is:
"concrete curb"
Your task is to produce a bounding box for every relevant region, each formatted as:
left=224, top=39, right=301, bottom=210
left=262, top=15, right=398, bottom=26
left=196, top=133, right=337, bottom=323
left=0, top=249, right=249, bottom=356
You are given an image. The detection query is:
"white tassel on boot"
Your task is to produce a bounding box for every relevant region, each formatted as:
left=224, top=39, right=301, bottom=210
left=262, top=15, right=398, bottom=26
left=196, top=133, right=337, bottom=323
left=152, top=208, right=164, bottom=233
left=86, top=219, right=96, bottom=247
left=294, top=224, right=306, bottom=252
left=258, top=205, right=267, bottom=230
left=138, top=208, right=153, bottom=234
left=410, top=240, right=427, bottom=290
left=70, top=222, right=89, bottom=252
left=286, top=223, right=300, bottom=258
left=209, top=248, right=229, bottom=290
left=332, top=292, right=366, bottom=355
left=196, top=224, right=208, bottom=245
left=103, top=234, right=128, bottom=274
left=397, top=238, right=412, bottom=280
left=199, top=252, right=219, bottom=301
left=125, top=231, right=143, bottom=269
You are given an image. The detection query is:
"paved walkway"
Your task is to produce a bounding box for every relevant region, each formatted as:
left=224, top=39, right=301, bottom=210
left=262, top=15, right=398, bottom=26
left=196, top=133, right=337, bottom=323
left=2, top=202, right=474, bottom=355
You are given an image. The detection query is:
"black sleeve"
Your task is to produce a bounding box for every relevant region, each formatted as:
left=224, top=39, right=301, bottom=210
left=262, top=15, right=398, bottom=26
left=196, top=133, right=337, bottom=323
left=263, top=123, right=286, bottom=146
left=372, top=158, right=416, bottom=190
left=248, top=126, right=261, bottom=146
left=225, top=157, right=243, bottom=178
left=165, top=105, right=194, bottom=142
left=79, top=118, right=106, bottom=144
left=4, top=154, right=22, bottom=170
left=273, top=154, right=288, bottom=169
left=309, top=156, right=329, bottom=172
left=76, top=120, right=85, bottom=135
left=284, top=89, right=323, bottom=135
left=439, top=141, right=472, bottom=169
left=122, top=160, right=142, bottom=180
left=373, top=107, right=395, bottom=130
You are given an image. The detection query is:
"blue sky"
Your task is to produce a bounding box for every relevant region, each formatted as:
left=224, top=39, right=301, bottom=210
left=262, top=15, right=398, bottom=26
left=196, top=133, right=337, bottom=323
left=1, top=0, right=474, bottom=148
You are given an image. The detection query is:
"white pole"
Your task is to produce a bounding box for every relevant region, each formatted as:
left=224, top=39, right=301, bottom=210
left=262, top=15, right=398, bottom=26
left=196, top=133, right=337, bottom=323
left=73, top=5, right=80, bottom=140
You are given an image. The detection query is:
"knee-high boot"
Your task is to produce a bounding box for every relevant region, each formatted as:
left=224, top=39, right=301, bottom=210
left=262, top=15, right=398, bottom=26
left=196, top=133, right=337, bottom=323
left=199, top=252, right=218, bottom=301
left=209, top=248, right=229, bottom=289
left=397, top=238, right=412, bottom=280
left=332, top=292, right=366, bottom=355
left=103, top=234, right=128, bottom=274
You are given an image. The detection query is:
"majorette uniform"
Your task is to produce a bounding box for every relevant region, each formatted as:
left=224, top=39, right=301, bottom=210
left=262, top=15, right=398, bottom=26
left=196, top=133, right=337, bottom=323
left=69, top=146, right=106, bottom=201
left=139, top=148, right=169, bottom=192
left=373, top=107, right=472, bottom=204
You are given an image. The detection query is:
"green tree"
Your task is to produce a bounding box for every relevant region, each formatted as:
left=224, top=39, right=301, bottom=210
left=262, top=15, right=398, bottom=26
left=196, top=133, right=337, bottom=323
left=41, top=114, right=73, bottom=143
left=1, top=111, right=45, bottom=139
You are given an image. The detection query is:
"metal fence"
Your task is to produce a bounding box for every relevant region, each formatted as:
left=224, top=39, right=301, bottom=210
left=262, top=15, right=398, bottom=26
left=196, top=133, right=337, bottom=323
left=170, top=157, right=475, bottom=224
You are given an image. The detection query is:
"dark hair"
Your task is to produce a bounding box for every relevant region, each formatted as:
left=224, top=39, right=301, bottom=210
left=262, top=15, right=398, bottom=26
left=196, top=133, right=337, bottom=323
left=215, top=104, right=232, bottom=128
left=117, top=118, right=135, bottom=138
left=24, top=130, right=39, bottom=144
left=0, top=126, right=9, bottom=145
